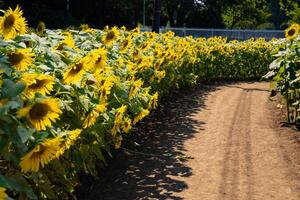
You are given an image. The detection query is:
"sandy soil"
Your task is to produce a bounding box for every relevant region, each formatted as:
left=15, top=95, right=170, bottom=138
left=83, top=82, right=300, bottom=200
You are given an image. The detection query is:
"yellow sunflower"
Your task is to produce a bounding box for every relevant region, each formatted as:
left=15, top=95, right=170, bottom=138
left=129, top=79, right=143, bottom=100
left=85, top=48, right=108, bottom=73
left=102, top=26, right=120, bottom=46
left=7, top=48, right=34, bottom=71
left=83, top=103, right=107, bottom=128
left=20, top=137, right=61, bottom=172
left=63, top=58, right=87, bottom=85
left=79, top=23, right=94, bottom=33
left=17, top=98, right=62, bottom=131
left=122, top=117, right=132, bottom=133
left=0, top=187, right=8, bottom=200
left=55, top=32, right=75, bottom=50
left=20, top=73, right=55, bottom=97
left=133, top=108, right=150, bottom=125
left=57, top=129, right=82, bottom=156
left=0, top=5, right=27, bottom=40
left=285, top=24, right=300, bottom=40
left=111, top=105, right=127, bottom=135
left=148, top=92, right=159, bottom=110
left=99, top=75, right=118, bottom=102
left=119, top=37, right=132, bottom=53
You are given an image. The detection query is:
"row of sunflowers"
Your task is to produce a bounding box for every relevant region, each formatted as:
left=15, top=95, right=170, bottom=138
left=0, top=6, right=274, bottom=199
left=264, top=23, right=300, bottom=125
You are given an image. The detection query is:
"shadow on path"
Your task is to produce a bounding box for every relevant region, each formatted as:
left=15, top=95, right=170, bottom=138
left=83, top=84, right=219, bottom=200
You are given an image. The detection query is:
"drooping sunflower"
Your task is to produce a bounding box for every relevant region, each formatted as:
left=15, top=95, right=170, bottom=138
left=0, top=5, right=28, bottom=40
left=7, top=48, right=34, bottom=71
left=20, top=73, right=55, bottom=97
left=79, top=23, right=94, bottom=34
left=83, top=103, right=107, bottom=128
left=63, top=58, right=87, bottom=85
left=133, top=108, right=150, bottom=125
left=102, top=26, right=120, bottom=46
left=17, top=98, right=62, bottom=131
left=19, top=137, right=61, bottom=172
left=0, top=187, right=8, bottom=200
left=285, top=24, right=300, bottom=40
left=57, top=129, right=82, bottom=156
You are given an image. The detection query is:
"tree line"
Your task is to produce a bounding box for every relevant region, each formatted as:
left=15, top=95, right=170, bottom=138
left=1, top=0, right=299, bottom=29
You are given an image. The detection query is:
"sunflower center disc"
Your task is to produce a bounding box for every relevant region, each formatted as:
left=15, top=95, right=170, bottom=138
left=4, top=14, right=15, bottom=29
left=29, top=103, right=50, bottom=120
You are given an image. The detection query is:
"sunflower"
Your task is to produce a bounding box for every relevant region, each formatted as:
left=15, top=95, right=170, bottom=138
left=79, top=23, right=94, bottom=33
left=63, top=58, right=87, bottom=85
left=83, top=103, right=107, bottom=128
left=85, top=48, right=108, bottom=73
left=0, top=187, right=7, bottom=200
left=19, top=137, right=61, bottom=172
left=7, top=48, right=34, bottom=71
left=148, top=92, right=159, bottom=110
left=36, top=21, right=46, bottom=36
left=99, top=75, right=118, bottom=102
left=20, top=73, right=55, bottom=97
left=133, top=108, right=150, bottom=125
left=111, top=105, right=127, bottom=135
left=122, top=117, right=132, bottom=133
left=102, top=26, right=119, bottom=46
left=119, top=37, right=132, bottom=53
left=57, top=129, right=82, bottom=156
left=129, top=79, right=143, bottom=100
left=285, top=24, right=300, bottom=40
left=55, top=32, right=75, bottom=50
left=17, top=98, right=62, bottom=131
left=0, top=5, right=27, bottom=40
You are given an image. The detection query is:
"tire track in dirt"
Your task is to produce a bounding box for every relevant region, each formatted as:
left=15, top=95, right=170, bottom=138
left=218, top=90, right=254, bottom=200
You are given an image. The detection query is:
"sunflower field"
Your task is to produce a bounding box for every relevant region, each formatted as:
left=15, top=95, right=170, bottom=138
left=0, top=6, right=274, bottom=199
left=264, top=23, right=300, bottom=125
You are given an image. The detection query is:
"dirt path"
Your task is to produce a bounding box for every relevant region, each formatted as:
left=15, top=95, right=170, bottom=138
left=85, top=82, right=300, bottom=200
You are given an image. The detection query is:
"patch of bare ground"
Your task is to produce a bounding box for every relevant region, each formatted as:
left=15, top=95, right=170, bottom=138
left=77, top=82, right=300, bottom=200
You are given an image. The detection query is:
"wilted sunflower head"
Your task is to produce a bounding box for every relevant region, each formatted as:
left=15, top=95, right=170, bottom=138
left=285, top=24, right=300, bottom=40
left=0, top=5, right=28, bottom=40
left=7, top=48, right=34, bottom=71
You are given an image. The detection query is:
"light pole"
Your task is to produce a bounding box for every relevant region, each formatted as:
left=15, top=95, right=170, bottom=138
left=143, top=0, right=146, bottom=26
left=152, top=0, right=161, bottom=33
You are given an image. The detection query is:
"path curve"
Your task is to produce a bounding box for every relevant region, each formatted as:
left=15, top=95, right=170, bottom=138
left=86, top=82, right=300, bottom=200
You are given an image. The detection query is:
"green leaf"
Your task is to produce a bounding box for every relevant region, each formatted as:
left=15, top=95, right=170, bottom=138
left=17, top=126, right=32, bottom=143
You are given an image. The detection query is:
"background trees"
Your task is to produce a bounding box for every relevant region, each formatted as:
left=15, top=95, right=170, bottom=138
left=1, top=0, right=299, bottom=29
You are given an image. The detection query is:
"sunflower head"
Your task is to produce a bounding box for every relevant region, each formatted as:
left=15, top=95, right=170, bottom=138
left=20, top=73, right=55, bottom=97
left=17, top=98, right=62, bottom=131
left=63, top=58, right=88, bottom=85
left=36, top=21, right=46, bottom=35
left=285, top=24, right=300, bottom=40
left=7, top=48, right=34, bottom=71
left=0, top=5, right=28, bottom=40
left=102, top=27, right=120, bottom=46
